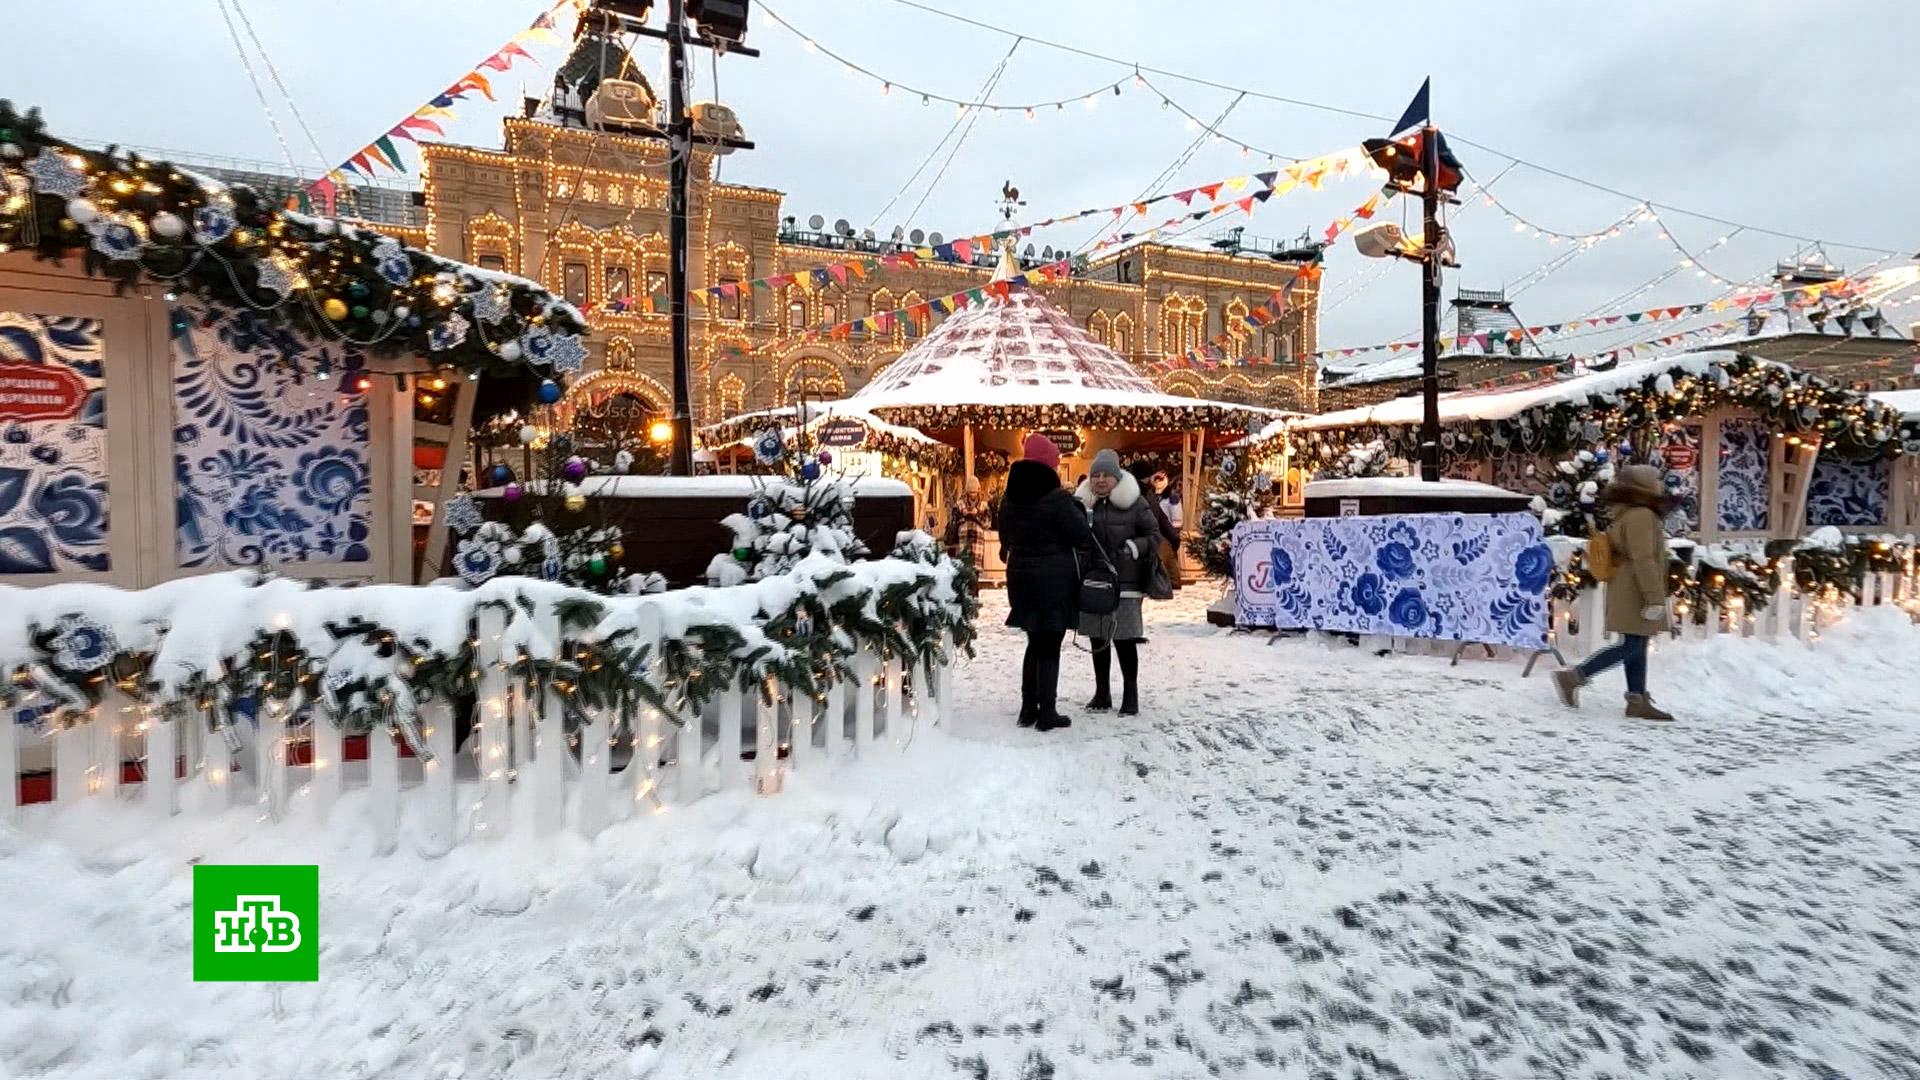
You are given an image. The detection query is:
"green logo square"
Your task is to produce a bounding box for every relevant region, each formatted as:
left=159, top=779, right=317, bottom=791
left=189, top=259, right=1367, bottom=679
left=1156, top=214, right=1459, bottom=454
left=193, top=864, right=318, bottom=982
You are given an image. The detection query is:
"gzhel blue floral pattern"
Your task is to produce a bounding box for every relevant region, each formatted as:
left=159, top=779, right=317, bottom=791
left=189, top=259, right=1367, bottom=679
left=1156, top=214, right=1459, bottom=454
left=1805, top=456, right=1889, bottom=527
left=0, top=310, right=109, bottom=575
left=171, top=298, right=371, bottom=568
left=1715, top=418, right=1770, bottom=532
left=1233, top=512, right=1551, bottom=649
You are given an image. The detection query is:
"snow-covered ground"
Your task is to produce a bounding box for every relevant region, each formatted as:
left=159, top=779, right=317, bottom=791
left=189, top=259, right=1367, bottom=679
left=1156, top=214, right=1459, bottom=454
left=5, top=590, right=1920, bottom=1079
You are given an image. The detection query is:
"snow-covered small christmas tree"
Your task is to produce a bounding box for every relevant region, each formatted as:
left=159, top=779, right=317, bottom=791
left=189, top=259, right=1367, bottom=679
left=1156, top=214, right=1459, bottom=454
left=1187, top=454, right=1256, bottom=582
left=706, top=429, right=867, bottom=586
left=1532, top=447, right=1617, bottom=539
left=1316, top=438, right=1392, bottom=480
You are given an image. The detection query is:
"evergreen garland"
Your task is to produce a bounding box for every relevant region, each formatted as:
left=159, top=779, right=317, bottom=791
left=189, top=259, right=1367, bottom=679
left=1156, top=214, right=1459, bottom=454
left=0, top=102, right=586, bottom=378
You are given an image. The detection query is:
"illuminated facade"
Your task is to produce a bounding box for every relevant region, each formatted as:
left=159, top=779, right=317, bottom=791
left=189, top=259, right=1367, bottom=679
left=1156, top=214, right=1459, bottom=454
left=416, top=115, right=1318, bottom=423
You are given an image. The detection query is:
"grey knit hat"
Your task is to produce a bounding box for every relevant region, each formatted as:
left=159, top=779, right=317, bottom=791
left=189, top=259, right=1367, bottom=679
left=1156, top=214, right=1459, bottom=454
left=1089, top=448, right=1123, bottom=479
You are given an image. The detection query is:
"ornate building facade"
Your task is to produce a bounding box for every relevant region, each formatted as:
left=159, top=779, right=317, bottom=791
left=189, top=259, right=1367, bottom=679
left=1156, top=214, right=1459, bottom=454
left=404, top=112, right=1318, bottom=423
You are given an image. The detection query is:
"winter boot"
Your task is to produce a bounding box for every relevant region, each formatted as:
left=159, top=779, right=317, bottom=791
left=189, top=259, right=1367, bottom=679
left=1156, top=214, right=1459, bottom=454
left=1086, top=690, right=1113, bottom=711
left=1117, top=686, right=1139, bottom=717
left=1624, top=693, right=1675, bottom=722
left=1035, top=710, right=1073, bottom=732
left=1551, top=668, right=1585, bottom=709
left=1017, top=702, right=1038, bottom=728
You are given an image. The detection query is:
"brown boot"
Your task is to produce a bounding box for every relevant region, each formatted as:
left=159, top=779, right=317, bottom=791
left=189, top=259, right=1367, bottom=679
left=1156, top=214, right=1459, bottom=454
left=1551, top=668, right=1585, bottom=708
left=1624, top=693, right=1675, bottom=722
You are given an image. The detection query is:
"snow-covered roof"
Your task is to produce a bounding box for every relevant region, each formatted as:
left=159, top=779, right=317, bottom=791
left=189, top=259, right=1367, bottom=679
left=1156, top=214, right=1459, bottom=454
left=698, top=402, right=944, bottom=448
left=1286, top=350, right=1751, bottom=435
left=1303, top=477, right=1524, bottom=500
left=1871, top=389, right=1920, bottom=420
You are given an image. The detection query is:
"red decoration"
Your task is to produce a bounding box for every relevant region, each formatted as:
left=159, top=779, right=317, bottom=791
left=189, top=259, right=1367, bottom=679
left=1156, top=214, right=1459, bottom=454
left=0, top=362, right=87, bottom=422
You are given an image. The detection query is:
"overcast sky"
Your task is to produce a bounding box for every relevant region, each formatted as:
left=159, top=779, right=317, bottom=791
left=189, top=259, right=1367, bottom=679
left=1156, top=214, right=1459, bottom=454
left=12, top=0, right=1919, bottom=359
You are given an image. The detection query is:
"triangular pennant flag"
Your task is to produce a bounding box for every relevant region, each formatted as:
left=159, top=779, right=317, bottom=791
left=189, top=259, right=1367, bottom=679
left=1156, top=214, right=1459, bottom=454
left=500, top=40, right=534, bottom=65
left=1198, top=182, right=1224, bottom=201
left=967, top=288, right=985, bottom=304
left=374, top=135, right=406, bottom=172
left=720, top=282, right=738, bottom=299
left=953, top=238, right=974, bottom=262
left=1255, top=170, right=1278, bottom=188
left=689, top=290, right=708, bottom=306
left=349, top=149, right=378, bottom=173
left=454, top=71, right=495, bottom=100
left=810, top=268, right=831, bottom=288
left=480, top=50, right=515, bottom=73
left=849, top=261, right=872, bottom=279
left=1665, top=307, right=1685, bottom=319
left=1173, top=189, right=1196, bottom=206
left=828, top=263, right=848, bottom=285
left=1232, top=195, right=1254, bottom=214
left=401, top=115, right=446, bottom=137
left=1225, top=176, right=1250, bottom=193
left=429, top=94, right=456, bottom=109
left=1626, top=312, right=1643, bottom=323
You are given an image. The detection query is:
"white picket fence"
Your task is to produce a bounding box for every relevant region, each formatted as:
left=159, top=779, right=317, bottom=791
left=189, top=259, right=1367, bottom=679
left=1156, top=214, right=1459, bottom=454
left=1550, top=560, right=1919, bottom=662
left=0, top=629, right=956, bottom=851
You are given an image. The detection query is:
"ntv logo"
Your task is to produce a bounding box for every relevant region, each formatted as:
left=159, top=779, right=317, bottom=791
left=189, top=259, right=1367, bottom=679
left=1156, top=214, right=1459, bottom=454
left=213, top=896, right=302, bottom=954
left=194, top=865, right=319, bottom=982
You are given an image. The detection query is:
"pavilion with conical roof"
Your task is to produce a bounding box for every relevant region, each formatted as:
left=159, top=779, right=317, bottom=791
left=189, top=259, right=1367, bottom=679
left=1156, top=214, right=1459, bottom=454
left=700, top=245, right=1280, bottom=578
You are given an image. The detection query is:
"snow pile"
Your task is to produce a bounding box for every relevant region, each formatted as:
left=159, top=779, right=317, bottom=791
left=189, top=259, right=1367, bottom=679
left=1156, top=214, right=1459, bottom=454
left=6, top=590, right=1920, bottom=1078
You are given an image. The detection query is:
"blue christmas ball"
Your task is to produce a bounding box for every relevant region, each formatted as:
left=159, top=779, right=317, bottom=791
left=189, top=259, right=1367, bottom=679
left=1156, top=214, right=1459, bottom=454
left=1592, top=449, right=1608, bottom=464
left=406, top=315, right=422, bottom=328
left=801, top=460, right=821, bottom=481
left=537, top=379, right=562, bottom=404
left=488, top=463, right=513, bottom=486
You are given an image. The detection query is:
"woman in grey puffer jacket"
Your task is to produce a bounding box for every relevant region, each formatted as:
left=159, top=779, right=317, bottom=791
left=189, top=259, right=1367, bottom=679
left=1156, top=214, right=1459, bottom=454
left=1075, top=449, right=1165, bottom=716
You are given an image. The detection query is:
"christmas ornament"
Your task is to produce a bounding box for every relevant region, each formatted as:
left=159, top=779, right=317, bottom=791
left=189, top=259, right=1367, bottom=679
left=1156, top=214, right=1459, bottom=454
left=253, top=256, right=295, bottom=300
left=442, top=493, right=483, bottom=534
left=87, top=217, right=142, bottom=261
left=23, top=150, right=87, bottom=197
left=429, top=313, right=470, bottom=351
left=65, top=197, right=98, bottom=224
left=146, top=209, right=185, bottom=240
left=347, top=281, right=370, bottom=300
left=609, top=542, right=625, bottom=559
left=322, top=297, right=349, bottom=321
left=748, top=498, right=772, bottom=520
left=613, top=449, right=634, bottom=473
left=788, top=506, right=810, bottom=522
left=537, top=379, right=562, bottom=404
left=497, top=341, right=522, bottom=363
left=467, top=285, right=511, bottom=324
left=800, top=460, right=821, bottom=481
left=752, top=430, right=785, bottom=465
left=733, top=546, right=753, bottom=562
left=350, top=305, right=369, bottom=320
left=562, top=456, right=588, bottom=481
left=487, top=463, right=513, bottom=485
left=48, top=613, right=116, bottom=673
left=519, top=424, right=539, bottom=445
left=503, top=482, right=524, bottom=502
left=816, top=449, right=834, bottom=466
left=372, top=239, right=411, bottom=285
left=589, top=556, right=608, bottom=576
left=564, top=492, right=587, bottom=512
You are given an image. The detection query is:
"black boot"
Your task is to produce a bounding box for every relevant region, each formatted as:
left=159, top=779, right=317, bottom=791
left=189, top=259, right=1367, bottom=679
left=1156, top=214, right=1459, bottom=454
left=1118, top=688, right=1138, bottom=717
left=1035, top=710, right=1072, bottom=732
left=1017, top=704, right=1038, bottom=728
left=1087, top=639, right=1113, bottom=711
left=1116, top=642, right=1140, bottom=716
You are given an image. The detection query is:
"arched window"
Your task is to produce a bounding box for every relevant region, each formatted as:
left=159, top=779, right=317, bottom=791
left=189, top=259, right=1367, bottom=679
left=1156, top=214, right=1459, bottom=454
left=782, top=356, right=847, bottom=404
left=901, top=291, right=926, bottom=340
left=869, top=289, right=900, bottom=348
left=1159, top=294, right=1206, bottom=357
left=1112, top=312, right=1134, bottom=358
left=717, top=373, right=746, bottom=418
left=1088, top=311, right=1112, bottom=346
left=1223, top=298, right=1251, bottom=358
left=604, top=337, right=635, bottom=373
left=788, top=299, right=808, bottom=332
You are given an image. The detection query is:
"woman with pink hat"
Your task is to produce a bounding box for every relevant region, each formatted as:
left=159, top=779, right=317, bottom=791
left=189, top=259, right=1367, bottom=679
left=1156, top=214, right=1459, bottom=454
left=995, top=433, right=1092, bottom=731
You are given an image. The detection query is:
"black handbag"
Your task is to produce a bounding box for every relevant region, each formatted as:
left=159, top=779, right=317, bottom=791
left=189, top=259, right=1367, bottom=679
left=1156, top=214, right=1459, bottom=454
left=1077, top=535, right=1121, bottom=615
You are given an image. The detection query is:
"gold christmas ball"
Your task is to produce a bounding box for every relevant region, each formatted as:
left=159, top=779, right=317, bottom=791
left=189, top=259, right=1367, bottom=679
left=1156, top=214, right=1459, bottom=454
left=564, top=493, right=588, bottom=512
left=323, top=297, right=349, bottom=321
left=788, top=506, right=809, bottom=521
left=608, top=542, right=625, bottom=559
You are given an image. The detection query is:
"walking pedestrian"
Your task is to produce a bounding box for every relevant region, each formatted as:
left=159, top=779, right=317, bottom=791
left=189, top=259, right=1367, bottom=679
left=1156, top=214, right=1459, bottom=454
left=1136, top=464, right=1182, bottom=589
left=1553, top=463, right=1677, bottom=721
left=1077, top=450, right=1165, bottom=716
left=997, top=433, right=1092, bottom=731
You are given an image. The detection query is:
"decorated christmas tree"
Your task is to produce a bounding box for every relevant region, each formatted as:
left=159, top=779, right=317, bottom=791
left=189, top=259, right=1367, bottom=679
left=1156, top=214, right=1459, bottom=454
left=706, top=428, right=867, bottom=586
left=1315, top=438, right=1392, bottom=480
left=1532, top=447, right=1618, bottom=539
left=1186, top=453, right=1258, bottom=581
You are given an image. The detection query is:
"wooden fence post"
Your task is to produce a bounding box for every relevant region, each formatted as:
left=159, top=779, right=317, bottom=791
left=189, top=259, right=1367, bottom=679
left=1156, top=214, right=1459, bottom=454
left=367, top=723, right=399, bottom=856
left=419, top=698, right=457, bottom=850
left=145, top=704, right=179, bottom=817
left=577, top=703, right=611, bottom=839
left=475, top=607, right=513, bottom=839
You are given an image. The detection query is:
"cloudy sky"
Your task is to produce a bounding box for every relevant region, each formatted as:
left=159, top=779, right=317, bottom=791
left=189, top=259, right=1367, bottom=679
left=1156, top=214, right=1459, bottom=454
left=14, top=0, right=1919, bottom=361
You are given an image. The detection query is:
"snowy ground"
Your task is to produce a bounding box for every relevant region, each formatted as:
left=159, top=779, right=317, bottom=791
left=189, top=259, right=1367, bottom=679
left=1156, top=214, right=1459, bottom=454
left=5, top=590, right=1920, bottom=1079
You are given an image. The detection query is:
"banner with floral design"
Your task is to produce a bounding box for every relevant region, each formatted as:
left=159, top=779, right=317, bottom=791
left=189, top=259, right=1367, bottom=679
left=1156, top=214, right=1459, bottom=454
left=171, top=300, right=372, bottom=568
left=0, top=311, right=109, bottom=574
left=1234, top=512, right=1551, bottom=649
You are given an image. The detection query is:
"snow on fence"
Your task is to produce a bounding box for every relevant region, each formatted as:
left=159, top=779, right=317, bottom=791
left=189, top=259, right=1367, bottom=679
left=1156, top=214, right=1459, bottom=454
left=0, top=537, right=974, bottom=848
left=1548, top=556, right=1919, bottom=661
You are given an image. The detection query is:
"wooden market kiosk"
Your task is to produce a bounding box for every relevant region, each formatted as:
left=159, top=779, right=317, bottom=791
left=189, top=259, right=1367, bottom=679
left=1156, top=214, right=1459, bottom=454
left=700, top=249, right=1279, bottom=583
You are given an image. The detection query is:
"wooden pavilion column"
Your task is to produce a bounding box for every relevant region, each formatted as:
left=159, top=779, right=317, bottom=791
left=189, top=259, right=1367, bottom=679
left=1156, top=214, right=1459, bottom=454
left=417, top=374, right=477, bottom=583
left=962, top=423, right=976, bottom=489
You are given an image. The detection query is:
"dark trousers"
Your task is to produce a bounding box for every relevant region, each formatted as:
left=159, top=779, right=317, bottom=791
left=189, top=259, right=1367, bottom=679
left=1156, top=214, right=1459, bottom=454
left=1090, top=639, right=1138, bottom=695
left=1020, top=629, right=1066, bottom=716
left=1578, top=633, right=1649, bottom=694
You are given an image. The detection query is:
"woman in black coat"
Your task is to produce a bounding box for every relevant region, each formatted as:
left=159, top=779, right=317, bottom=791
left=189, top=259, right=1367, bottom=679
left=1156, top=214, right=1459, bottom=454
left=996, top=435, right=1091, bottom=731
left=1077, top=450, right=1166, bottom=716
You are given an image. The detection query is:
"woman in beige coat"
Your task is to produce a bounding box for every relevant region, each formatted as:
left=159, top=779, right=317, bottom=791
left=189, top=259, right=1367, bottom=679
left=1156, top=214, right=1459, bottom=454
left=1553, top=464, right=1677, bottom=721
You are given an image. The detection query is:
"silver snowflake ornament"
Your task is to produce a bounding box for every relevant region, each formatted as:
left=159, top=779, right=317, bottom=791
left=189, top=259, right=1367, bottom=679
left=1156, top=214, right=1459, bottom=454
left=442, top=493, right=484, bottom=534
left=466, top=284, right=511, bottom=324
left=429, top=313, right=470, bottom=352
left=254, top=256, right=295, bottom=299
left=371, top=238, right=412, bottom=285
left=520, top=325, right=586, bottom=373
left=24, top=151, right=87, bottom=198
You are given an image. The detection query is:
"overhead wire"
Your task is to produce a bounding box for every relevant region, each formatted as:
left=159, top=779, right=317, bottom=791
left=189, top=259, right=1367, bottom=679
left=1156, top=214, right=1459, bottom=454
left=899, top=44, right=1017, bottom=226
left=864, top=38, right=1020, bottom=230
left=213, top=0, right=303, bottom=179
left=867, top=0, right=1907, bottom=257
